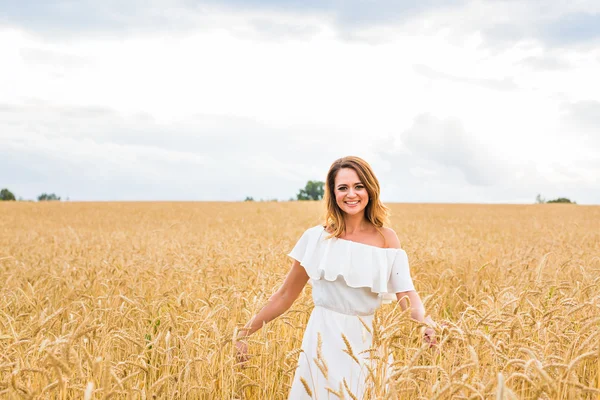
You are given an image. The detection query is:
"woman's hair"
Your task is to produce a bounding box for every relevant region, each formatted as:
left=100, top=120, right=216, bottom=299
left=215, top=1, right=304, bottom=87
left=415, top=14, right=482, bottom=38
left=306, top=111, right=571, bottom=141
left=323, top=156, right=390, bottom=239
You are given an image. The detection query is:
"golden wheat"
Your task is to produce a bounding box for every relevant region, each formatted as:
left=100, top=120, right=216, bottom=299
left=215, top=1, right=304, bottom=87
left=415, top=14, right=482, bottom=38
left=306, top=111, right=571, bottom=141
left=0, top=201, right=598, bottom=399
left=341, top=333, right=360, bottom=365
left=300, top=376, right=313, bottom=397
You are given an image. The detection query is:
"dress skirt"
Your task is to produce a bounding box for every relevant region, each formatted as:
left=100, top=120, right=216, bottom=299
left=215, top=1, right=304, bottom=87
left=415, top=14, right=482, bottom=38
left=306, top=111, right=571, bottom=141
left=288, top=305, right=381, bottom=399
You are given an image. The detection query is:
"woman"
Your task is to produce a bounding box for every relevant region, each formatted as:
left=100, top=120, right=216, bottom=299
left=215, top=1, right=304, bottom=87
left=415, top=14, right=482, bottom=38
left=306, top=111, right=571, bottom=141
left=235, top=156, right=437, bottom=399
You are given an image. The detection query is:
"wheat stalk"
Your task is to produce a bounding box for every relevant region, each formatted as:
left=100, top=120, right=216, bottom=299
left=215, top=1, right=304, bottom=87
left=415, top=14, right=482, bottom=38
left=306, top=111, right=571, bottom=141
left=300, top=377, right=313, bottom=397
left=341, top=334, right=360, bottom=365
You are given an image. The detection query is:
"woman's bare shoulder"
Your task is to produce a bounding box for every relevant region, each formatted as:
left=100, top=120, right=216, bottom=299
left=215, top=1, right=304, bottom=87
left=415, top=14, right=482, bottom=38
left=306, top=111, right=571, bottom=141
left=381, top=227, right=401, bottom=248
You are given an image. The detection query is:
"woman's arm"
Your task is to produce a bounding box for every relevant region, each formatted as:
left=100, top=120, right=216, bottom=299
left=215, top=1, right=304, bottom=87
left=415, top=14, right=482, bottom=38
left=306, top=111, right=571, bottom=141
left=382, top=228, right=437, bottom=344
left=396, top=290, right=437, bottom=344
left=236, top=260, right=309, bottom=341
left=395, top=290, right=434, bottom=324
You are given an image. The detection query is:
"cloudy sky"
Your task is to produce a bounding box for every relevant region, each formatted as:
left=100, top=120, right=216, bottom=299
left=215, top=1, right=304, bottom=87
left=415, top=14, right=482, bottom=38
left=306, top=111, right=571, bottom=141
left=1, top=1, right=599, bottom=203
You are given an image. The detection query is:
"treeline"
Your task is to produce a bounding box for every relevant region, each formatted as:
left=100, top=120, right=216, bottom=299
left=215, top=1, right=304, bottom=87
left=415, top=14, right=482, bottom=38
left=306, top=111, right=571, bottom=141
left=535, top=194, right=576, bottom=204
left=0, top=188, right=63, bottom=202
left=1, top=185, right=578, bottom=204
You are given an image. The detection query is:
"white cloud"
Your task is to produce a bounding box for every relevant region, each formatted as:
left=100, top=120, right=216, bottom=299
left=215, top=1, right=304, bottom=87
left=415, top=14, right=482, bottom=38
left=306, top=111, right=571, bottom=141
left=399, top=114, right=500, bottom=186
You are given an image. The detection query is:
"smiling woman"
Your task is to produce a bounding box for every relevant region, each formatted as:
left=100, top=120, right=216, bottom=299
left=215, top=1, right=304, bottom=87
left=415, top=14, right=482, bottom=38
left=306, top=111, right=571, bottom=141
left=235, top=156, right=438, bottom=399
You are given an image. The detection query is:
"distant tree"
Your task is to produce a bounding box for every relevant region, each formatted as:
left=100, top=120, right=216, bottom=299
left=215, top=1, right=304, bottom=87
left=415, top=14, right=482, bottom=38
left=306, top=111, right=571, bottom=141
left=38, top=193, right=61, bottom=201
left=244, top=196, right=254, bottom=202
left=547, top=197, right=576, bottom=204
left=0, top=188, right=16, bottom=201
left=297, top=180, right=325, bottom=201
left=535, top=194, right=545, bottom=204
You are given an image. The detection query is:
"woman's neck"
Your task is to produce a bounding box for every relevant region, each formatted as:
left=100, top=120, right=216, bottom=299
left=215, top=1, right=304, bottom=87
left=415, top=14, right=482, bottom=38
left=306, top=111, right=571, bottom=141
left=343, top=212, right=369, bottom=235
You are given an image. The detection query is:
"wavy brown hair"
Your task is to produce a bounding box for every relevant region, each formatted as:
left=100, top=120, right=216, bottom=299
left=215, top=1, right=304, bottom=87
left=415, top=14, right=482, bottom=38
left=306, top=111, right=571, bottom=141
left=323, top=156, right=390, bottom=239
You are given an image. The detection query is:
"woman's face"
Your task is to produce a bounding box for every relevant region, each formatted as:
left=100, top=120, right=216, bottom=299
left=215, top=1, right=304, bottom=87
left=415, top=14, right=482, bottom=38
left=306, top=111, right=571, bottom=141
left=334, top=168, right=369, bottom=216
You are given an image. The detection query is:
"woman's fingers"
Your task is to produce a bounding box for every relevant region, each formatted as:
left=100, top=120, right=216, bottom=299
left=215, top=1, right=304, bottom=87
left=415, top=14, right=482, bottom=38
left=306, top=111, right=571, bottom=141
left=423, top=327, right=438, bottom=348
left=235, top=340, right=250, bottom=366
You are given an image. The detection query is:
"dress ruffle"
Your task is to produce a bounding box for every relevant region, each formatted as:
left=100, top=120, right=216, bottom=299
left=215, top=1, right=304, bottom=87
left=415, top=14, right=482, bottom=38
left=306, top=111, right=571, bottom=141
left=287, top=225, right=415, bottom=300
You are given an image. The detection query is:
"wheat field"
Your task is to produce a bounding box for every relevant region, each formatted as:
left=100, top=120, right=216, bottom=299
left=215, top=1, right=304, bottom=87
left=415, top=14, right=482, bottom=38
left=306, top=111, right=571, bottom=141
left=0, top=201, right=599, bottom=399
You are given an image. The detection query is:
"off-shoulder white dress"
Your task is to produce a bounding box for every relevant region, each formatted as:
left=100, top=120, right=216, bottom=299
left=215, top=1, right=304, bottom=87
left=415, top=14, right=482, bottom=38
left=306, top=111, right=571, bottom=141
left=286, top=225, right=415, bottom=399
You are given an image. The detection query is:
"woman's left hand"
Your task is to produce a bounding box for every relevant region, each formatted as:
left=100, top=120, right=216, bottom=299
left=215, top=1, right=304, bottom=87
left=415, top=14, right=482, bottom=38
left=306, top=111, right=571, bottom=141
left=423, top=327, right=437, bottom=348
left=235, top=339, right=250, bottom=366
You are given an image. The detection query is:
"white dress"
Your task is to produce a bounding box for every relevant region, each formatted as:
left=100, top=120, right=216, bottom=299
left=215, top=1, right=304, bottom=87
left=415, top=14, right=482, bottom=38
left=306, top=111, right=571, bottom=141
left=286, top=225, right=415, bottom=399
